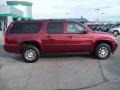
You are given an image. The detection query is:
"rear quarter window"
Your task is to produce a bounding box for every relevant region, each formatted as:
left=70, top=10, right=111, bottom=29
left=9, top=22, right=42, bottom=34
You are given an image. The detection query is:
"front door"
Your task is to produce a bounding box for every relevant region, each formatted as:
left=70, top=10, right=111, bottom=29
left=65, top=22, right=93, bottom=52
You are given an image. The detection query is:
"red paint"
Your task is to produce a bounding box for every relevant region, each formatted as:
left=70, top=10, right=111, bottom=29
left=4, top=20, right=118, bottom=54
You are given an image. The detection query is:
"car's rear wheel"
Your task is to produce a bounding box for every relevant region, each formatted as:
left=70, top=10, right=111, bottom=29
left=95, top=43, right=111, bottom=59
left=22, top=45, right=40, bottom=63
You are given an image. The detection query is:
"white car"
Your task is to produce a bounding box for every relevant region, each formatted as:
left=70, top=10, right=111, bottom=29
left=109, top=26, right=120, bottom=35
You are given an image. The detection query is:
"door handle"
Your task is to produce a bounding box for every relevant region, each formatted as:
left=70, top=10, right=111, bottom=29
left=68, top=35, right=72, bottom=38
left=45, top=35, right=51, bottom=39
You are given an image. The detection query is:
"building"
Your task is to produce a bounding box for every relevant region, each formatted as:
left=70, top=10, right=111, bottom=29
left=0, top=0, right=32, bottom=37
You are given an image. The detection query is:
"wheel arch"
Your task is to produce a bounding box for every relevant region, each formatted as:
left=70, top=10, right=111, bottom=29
left=21, top=41, right=41, bottom=53
left=94, top=40, right=112, bottom=52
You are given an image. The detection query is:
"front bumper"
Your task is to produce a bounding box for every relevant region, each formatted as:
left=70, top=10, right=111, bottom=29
left=112, top=41, right=118, bottom=54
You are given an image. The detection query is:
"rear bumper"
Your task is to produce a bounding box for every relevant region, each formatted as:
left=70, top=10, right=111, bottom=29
left=4, top=44, right=21, bottom=54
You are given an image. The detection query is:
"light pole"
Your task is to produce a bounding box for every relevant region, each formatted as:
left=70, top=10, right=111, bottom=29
left=101, top=13, right=104, bottom=22
left=95, top=8, right=100, bottom=23
left=64, top=12, right=70, bottom=19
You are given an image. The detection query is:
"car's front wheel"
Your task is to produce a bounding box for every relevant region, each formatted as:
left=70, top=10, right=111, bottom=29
left=95, top=43, right=111, bottom=59
left=22, top=45, right=40, bottom=63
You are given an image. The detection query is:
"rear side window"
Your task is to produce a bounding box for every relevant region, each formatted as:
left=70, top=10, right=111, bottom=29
left=47, top=22, right=64, bottom=34
left=9, top=22, right=42, bottom=34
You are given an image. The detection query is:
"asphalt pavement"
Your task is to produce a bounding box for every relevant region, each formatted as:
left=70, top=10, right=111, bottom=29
left=0, top=37, right=120, bottom=90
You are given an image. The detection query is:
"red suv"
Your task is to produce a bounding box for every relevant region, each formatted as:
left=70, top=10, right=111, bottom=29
left=4, top=20, right=118, bottom=63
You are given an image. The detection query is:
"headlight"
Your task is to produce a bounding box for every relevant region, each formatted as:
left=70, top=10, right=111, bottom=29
left=114, top=37, right=118, bottom=43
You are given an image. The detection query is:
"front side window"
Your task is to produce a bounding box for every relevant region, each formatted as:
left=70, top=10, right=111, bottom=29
left=67, top=23, right=85, bottom=34
left=47, top=22, right=64, bottom=34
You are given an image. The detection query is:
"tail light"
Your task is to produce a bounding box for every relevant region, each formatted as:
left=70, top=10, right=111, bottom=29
left=4, top=23, right=13, bottom=44
left=4, top=32, right=7, bottom=44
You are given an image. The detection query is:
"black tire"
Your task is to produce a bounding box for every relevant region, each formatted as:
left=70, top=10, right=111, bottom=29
left=95, top=43, right=111, bottom=59
left=113, top=30, right=119, bottom=36
left=22, top=45, right=40, bottom=63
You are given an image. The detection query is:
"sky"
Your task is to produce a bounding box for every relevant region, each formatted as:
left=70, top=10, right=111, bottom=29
left=2, top=0, right=120, bottom=21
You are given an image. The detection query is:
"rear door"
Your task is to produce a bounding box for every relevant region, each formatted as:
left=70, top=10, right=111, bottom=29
left=42, top=21, right=66, bottom=53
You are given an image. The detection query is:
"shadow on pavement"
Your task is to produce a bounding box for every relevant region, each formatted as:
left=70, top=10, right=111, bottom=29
left=0, top=44, right=97, bottom=63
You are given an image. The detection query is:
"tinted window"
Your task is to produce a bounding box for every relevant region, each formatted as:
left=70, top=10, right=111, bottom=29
left=47, top=22, right=64, bottom=34
left=67, top=23, right=85, bottom=34
left=9, top=22, right=42, bottom=34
